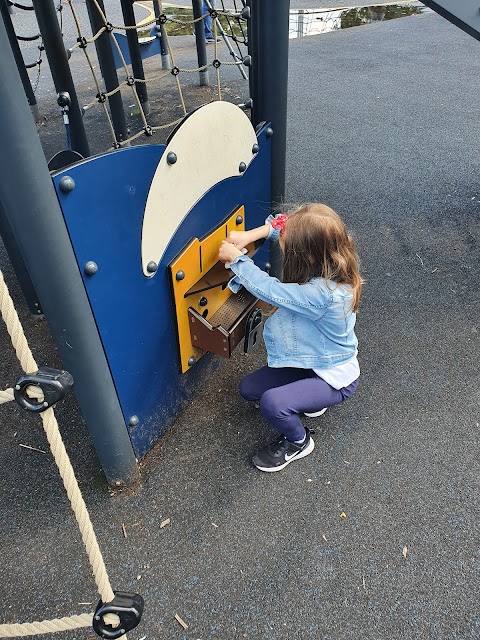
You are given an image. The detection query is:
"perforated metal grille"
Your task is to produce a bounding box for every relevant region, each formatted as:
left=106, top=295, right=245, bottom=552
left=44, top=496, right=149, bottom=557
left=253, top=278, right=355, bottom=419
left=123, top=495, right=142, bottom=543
left=209, top=291, right=255, bottom=329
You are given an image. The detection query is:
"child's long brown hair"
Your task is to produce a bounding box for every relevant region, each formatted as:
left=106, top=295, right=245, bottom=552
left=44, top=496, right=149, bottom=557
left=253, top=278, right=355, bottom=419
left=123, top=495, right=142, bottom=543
left=280, top=203, right=363, bottom=312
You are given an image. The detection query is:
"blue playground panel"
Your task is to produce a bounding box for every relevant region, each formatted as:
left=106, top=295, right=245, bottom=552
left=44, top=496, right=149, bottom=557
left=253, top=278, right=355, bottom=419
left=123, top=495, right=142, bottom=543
left=111, top=31, right=162, bottom=70
left=52, top=125, right=271, bottom=459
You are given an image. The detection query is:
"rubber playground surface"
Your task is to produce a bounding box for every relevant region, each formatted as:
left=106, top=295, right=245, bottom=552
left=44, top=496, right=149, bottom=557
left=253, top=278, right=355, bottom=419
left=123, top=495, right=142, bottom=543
left=1, top=6, right=479, bottom=640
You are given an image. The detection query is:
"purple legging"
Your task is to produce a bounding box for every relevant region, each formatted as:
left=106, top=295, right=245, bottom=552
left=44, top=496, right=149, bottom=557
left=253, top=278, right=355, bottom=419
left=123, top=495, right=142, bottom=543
left=239, top=366, right=358, bottom=442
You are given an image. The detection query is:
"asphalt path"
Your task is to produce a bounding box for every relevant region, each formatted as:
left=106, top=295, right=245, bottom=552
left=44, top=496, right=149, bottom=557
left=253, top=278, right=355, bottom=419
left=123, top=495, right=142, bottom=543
left=1, top=6, right=479, bottom=640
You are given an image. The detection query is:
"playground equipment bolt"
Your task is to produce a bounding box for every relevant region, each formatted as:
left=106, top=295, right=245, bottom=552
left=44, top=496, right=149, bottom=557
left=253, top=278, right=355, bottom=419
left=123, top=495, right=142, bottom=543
left=147, top=261, right=158, bottom=273
left=176, top=270, right=185, bottom=281
left=129, top=415, right=139, bottom=427
left=252, top=143, right=260, bottom=154
left=266, top=127, right=274, bottom=138
left=236, top=215, right=243, bottom=225
left=239, top=162, right=247, bottom=173
left=57, top=92, right=70, bottom=108
left=239, top=98, right=253, bottom=110
left=84, top=261, right=98, bottom=275
left=199, top=297, right=208, bottom=307
left=188, top=356, right=197, bottom=367
left=59, top=176, right=75, bottom=193
left=167, top=152, right=177, bottom=165
left=243, top=55, right=252, bottom=67
left=241, top=6, right=251, bottom=18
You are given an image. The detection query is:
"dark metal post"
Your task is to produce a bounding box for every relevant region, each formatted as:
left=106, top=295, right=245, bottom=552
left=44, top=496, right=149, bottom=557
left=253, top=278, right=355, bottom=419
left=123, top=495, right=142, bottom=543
left=0, top=16, right=139, bottom=487
left=192, top=0, right=209, bottom=86
left=0, top=0, right=39, bottom=121
left=152, top=0, right=171, bottom=69
left=32, top=0, right=90, bottom=157
left=422, top=0, right=480, bottom=41
left=251, top=0, right=290, bottom=277
left=120, top=0, right=150, bottom=114
left=247, top=0, right=259, bottom=124
left=86, top=0, right=128, bottom=145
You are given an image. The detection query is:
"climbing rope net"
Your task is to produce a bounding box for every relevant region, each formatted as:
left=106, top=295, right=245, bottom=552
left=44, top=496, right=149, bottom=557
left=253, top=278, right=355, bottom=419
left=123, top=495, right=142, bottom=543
left=10, top=0, right=250, bottom=150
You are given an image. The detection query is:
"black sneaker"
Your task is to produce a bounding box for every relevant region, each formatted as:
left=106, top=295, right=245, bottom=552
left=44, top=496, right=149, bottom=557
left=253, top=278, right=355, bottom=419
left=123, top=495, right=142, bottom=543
left=252, top=428, right=315, bottom=472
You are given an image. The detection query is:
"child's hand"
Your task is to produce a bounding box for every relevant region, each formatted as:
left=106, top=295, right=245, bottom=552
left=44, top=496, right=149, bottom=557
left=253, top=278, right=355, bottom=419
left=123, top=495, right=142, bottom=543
left=219, top=240, right=244, bottom=265
left=227, top=230, right=250, bottom=250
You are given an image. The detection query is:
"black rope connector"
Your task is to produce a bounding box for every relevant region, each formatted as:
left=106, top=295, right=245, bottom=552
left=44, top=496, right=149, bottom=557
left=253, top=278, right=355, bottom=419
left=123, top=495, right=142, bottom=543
left=144, top=125, right=153, bottom=137
left=126, top=76, right=135, bottom=86
left=113, top=141, right=122, bottom=150
left=209, top=8, right=218, bottom=18
left=212, top=59, right=221, bottom=69
left=171, top=66, right=180, bottom=76
left=158, top=13, right=168, bottom=24
left=14, top=367, right=74, bottom=413
left=93, top=592, right=144, bottom=639
left=77, top=35, right=88, bottom=49
left=96, top=92, right=107, bottom=104
left=104, top=21, right=113, bottom=32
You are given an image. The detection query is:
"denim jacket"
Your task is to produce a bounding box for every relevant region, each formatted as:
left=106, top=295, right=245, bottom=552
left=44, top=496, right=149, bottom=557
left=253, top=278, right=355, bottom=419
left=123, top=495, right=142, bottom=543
left=228, top=255, right=358, bottom=369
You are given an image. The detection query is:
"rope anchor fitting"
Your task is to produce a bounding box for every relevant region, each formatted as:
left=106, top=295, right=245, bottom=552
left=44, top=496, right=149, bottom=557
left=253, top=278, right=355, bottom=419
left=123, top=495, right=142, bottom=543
left=93, top=591, right=144, bottom=639
left=14, top=366, right=74, bottom=413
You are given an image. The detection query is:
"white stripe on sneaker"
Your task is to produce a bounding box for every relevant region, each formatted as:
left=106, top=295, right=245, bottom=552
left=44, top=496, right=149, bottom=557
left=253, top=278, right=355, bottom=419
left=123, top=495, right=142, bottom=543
left=304, top=407, right=327, bottom=418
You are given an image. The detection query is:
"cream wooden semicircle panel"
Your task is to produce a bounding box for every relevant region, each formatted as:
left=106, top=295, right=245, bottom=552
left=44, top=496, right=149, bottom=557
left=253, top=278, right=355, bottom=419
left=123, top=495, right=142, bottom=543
left=141, top=101, right=258, bottom=276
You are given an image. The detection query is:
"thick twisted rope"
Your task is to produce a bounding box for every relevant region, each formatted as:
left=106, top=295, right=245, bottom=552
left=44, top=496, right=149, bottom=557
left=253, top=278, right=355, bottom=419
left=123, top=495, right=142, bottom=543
left=0, top=615, right=92, bottom=638
left=0, top=269, right=121, bottom=637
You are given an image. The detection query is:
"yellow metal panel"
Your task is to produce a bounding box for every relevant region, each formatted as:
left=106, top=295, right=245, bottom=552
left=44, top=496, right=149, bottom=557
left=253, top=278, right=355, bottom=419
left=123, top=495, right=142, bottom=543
left=170, top=206, right=245, bottom=373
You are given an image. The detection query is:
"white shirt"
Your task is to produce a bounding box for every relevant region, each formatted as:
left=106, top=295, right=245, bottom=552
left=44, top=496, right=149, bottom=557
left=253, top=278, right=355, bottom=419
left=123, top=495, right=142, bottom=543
left=313, top=352, right=360, bottom=390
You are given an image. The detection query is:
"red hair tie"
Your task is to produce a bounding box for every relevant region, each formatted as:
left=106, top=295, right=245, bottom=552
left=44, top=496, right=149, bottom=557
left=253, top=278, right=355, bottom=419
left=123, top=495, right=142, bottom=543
left=270, top=214, right=289, bottom=236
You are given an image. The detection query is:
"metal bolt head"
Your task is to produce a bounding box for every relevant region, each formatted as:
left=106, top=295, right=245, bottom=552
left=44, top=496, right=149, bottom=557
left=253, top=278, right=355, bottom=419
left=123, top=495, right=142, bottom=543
left=176, top=270, right=185, bottom=281
left=84, top=261, right=98, bottom=276
left=167, top=151, right=177, bottom=165
left=199, top=296, right=208, bottom=307
left=265, top=262, right=271, bottom=272
left=59, top=176, right=75, bottom=193
left=129, top=415, right=139, bottom=427
left=239, top=162, right=247, bottom=173
left=252, top=143, right=260, bottom=154
left=188, top=356, right=196, bottom=367
left=266, top=127, right=274, bottom=138
left=147, top=261, right=158, bottom=273
left=236, top=215, right=243, bottom=225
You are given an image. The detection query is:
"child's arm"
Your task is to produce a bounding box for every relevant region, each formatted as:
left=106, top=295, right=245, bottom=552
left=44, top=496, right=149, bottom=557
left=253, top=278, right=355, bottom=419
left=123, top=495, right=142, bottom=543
left=227, top=224, right=270, bottom=250
left=225, top=254, right=332, bottom=320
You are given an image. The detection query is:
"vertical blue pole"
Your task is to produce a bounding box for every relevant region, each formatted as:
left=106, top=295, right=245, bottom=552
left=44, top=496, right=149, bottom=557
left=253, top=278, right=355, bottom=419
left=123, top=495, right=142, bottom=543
left=251, top=0, right=290, bottom=277
left=86, top=0, right=128, bottom=145
left=32, top=0, right=90, bottom=157
left=192, top=0, right=210, bottom=86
